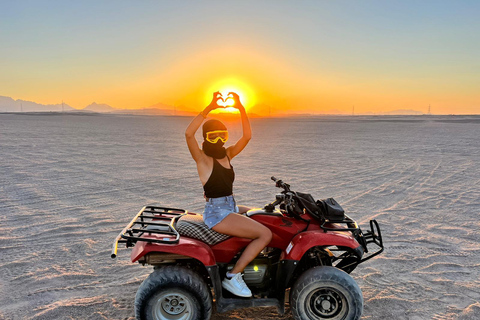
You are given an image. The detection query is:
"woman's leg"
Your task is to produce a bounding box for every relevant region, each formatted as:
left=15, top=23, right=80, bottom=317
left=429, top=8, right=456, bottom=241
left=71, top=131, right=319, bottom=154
left=212, top=213, right=272, bottom=274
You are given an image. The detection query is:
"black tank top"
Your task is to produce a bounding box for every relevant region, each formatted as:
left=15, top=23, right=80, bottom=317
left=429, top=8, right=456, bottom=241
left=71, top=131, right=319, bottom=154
left=203, top=158, right=235, bottom=198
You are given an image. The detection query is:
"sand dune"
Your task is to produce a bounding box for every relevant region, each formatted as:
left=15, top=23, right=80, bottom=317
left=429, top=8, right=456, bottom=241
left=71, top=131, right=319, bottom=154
left=1, top=114, right=479, bottom=319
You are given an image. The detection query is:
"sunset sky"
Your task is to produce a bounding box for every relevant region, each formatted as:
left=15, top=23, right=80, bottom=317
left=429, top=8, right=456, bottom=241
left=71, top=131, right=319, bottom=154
left=1, top=1, right=479, bottom=115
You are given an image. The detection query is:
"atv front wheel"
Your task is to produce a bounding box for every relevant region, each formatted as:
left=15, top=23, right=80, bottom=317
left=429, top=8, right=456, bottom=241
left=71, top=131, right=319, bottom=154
left=291, top=266, right=363, bottom=320
left=135, top=265, right=212, bottom=320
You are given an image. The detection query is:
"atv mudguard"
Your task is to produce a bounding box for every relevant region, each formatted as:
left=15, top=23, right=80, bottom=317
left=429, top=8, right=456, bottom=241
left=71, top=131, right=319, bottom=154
left=283, top=230, right=362, bottom=261
left=130, top=237, right=216, bottom=266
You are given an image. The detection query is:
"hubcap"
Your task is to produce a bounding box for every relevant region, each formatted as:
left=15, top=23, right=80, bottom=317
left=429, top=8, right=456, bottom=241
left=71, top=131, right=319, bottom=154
left=153, top=292, right=192, bottom=320
left=307, top=287, right=347, bottom=319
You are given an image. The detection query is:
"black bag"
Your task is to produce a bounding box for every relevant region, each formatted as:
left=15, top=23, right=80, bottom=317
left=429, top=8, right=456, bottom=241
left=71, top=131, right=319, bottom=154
left=296, top=192, right=320, bottom=216
left=316, top=198, right=345, bottom=222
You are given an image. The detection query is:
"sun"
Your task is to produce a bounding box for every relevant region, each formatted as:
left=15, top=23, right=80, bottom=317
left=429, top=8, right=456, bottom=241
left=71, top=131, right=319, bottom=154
left=205, top=78, right=256, bottom=114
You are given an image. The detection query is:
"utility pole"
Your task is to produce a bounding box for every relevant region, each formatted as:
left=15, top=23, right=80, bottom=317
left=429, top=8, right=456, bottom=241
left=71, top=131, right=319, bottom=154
left=352, top=105, right=355, bottom=116
left=428, top=104, right=431, bottom=115
left=62, top=100, right=64, bottom=113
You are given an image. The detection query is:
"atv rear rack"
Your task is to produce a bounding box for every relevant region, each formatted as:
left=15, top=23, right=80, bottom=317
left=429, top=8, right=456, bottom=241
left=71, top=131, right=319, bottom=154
left=111, top=206, right=186, bottom=258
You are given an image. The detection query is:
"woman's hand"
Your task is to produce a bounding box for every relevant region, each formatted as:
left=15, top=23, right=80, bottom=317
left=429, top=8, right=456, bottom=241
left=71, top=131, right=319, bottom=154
left=228, top=92, right=245, bottom=110
left=205, top=91, right=224, bottom=113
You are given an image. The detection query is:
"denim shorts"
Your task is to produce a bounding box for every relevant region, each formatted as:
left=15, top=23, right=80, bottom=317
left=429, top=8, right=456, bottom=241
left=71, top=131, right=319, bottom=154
left=203, top=195, right=239, bottom=229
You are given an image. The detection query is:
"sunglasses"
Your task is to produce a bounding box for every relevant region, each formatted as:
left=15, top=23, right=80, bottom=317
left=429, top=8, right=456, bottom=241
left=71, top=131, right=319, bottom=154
left=205, top=130, right=229, bottom=143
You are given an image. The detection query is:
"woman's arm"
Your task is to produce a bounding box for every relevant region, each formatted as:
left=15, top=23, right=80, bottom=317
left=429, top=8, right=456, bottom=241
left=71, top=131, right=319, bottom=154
left=226, top=92, right=251, bottom=159
left=185, top=92, right=221, bottom=162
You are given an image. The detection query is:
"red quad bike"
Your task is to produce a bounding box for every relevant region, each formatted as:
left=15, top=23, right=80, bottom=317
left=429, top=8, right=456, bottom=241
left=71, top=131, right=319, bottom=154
left=111, top=177, right=384, bottom=320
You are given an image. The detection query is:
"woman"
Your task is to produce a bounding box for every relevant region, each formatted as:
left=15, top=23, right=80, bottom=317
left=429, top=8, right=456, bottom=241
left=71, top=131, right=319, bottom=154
left=185, top=92, right=272, bottom=297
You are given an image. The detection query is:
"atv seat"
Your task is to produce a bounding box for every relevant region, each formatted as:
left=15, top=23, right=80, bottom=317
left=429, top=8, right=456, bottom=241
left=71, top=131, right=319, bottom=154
left=175, top=214, right=231, bottom=245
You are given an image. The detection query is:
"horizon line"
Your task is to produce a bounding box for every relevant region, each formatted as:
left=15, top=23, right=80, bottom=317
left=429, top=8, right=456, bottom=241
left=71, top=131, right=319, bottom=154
left=2, top=110, right=480, bottom=117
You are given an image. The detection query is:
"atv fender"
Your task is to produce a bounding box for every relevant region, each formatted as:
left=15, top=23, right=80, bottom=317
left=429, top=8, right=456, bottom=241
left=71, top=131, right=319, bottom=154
left=283, top=230, right=361, bottom=261
left=130, top=237, right=216, bottom=266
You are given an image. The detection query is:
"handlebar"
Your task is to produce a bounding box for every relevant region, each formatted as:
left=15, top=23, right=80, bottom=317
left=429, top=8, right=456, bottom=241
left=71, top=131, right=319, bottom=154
left=271, top=176, right=290, bottom=191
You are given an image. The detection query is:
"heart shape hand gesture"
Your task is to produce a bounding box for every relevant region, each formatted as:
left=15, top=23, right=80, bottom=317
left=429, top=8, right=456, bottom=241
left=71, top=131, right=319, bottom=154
left=208, top=91, right=242, bottom=110
left=216, top=92, right=235, bottom=108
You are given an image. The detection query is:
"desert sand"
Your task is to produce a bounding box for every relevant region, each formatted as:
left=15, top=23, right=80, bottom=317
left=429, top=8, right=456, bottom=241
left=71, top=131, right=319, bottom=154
left=1, top=113, right=479, bottom=319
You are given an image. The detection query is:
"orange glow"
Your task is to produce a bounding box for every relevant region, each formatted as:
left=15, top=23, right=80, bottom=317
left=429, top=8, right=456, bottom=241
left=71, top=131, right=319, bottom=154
left=5, top=39, right=478, bottom=115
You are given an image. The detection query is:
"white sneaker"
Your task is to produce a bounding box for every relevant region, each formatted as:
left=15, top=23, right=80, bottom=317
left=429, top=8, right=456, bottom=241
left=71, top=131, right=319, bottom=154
left=222, top=273, right=252, bottom=297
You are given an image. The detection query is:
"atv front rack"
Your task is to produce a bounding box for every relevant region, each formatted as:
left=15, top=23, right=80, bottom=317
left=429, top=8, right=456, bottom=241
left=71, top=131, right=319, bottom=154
left=111, top=206, right=186, bottom=258
left=358, top=219, right=384, bottom=262
left=319, top=214, right=361, bottom=232
left=318, top=215, right=384, bottom=272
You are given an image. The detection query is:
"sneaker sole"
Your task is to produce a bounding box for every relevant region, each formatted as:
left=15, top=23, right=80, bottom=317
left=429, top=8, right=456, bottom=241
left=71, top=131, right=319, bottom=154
left=222, top=282, right=252, bottom=298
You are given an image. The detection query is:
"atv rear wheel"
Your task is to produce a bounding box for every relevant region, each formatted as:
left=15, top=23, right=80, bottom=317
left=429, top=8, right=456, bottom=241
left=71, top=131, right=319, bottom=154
left=291, top=266, right=363, bottom=320
left=135, top=265, right=212, bottom=320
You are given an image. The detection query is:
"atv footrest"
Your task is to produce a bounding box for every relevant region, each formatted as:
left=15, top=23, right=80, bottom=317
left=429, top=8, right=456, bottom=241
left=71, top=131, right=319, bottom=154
left=111, top=205, right=187, bottom=258
left=216, top=297, right=283, bottom=314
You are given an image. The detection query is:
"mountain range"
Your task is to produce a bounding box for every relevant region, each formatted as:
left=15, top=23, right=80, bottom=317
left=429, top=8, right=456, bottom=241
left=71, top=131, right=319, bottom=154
left=83, top=102, right=116, bottom=113
left=0, top=96, right=184, bottom=115
left=0, top=95, right=424, bottom=116
left=0, top=96, right=75, bottom=112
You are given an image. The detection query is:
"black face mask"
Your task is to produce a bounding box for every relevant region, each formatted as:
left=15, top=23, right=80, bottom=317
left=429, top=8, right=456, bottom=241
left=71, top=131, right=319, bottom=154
left=202, top=140, right=226, bottom=159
